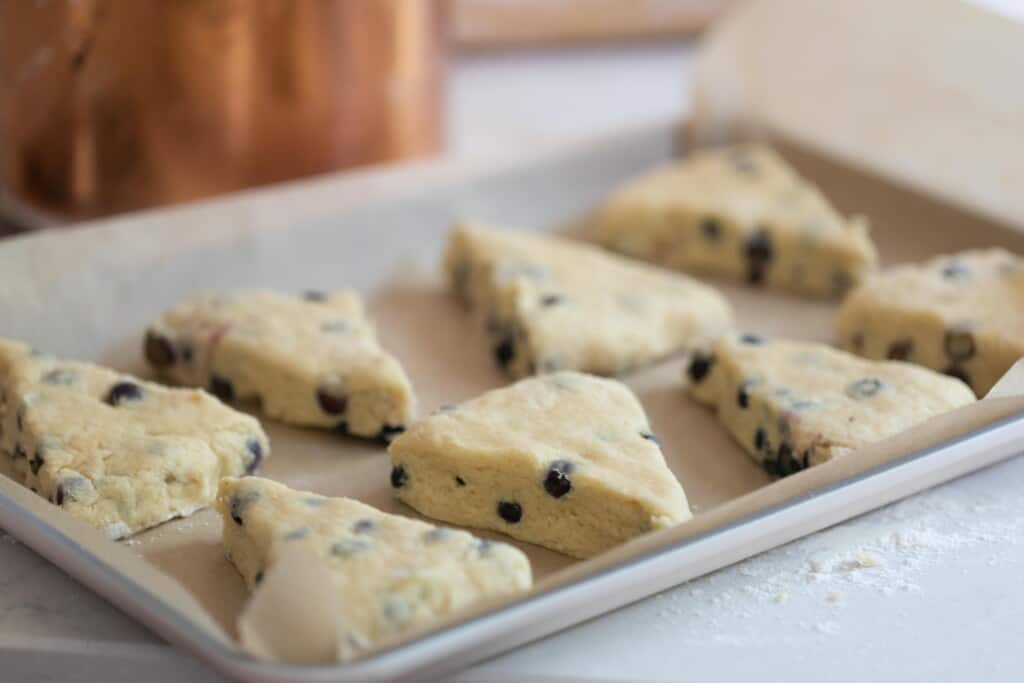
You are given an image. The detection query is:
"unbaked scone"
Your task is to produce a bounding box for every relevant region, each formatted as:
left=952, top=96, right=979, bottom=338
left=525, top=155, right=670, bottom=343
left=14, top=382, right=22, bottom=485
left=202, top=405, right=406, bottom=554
left=445, top=223, right=733, bottom=378
left=687, top=335, right=976, bottom=476
left=217, top=476, right=531, bottom=660
left=594, top=144, right=877, bottom=297
left=145, top=289, right=415, bottom=443
left=387, top=371, right=691, bottom=558
left=836, top=248, right=1024, bottom=396
left=0, top=339, right=268, bottom=538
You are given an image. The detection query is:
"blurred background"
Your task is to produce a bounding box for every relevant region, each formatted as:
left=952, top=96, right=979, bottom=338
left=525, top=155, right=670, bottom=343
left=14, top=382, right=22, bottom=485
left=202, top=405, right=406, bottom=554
left=0, top=0, right=727, bottom=231
left=1, top=0, right=1020, bottom=232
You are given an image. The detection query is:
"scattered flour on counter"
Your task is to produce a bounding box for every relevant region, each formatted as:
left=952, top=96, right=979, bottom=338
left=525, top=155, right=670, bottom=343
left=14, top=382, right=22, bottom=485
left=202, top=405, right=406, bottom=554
left=649, top=482, right=1024, bottom=643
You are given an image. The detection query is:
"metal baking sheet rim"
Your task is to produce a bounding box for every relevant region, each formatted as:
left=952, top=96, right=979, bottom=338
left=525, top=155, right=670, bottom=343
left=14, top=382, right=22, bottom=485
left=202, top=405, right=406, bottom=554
left=2, top=412, right=1023, bottom=682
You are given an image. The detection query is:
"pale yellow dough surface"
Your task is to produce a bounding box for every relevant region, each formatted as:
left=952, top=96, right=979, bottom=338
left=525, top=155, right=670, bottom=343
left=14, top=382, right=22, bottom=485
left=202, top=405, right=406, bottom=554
left=145, top=289, right=415, bottom=441
left=388, top=371, right=691, bottom=558
left=836, top=248, right=1024, bottom=397
left=0, top=339, right=268, bottom=538
left=444, top=223, right=733, bottom=378
left=217, top=476, right=531, bottom=660
left=687, top=335, right=975, bottom=476
left=595, top=144, right=878, bottom=298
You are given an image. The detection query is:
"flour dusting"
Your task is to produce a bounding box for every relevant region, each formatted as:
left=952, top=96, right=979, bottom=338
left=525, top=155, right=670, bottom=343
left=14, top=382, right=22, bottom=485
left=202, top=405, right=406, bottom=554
left=649, top=479, right=1024, bottom=644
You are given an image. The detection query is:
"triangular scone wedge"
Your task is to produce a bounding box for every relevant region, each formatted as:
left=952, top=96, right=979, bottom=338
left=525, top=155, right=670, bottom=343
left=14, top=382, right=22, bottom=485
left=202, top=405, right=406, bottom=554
left=686, top=335, right=976, bottom=476
left=388, top=372, right=691, bottom=558
left=594, top=144, right=878, bottom=298
left=444, top=224, right=733, bottom=378
left=836, top=248, right=1024, bottom=397
left=0, top=339, right=268, bottom=538
left=145, top=289, right=415, bottom=443
left=217, top=477, right=531, bottom=660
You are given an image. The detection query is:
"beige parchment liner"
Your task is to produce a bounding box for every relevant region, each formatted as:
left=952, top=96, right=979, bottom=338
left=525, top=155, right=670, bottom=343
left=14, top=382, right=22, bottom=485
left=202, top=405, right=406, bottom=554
left=1, top=124, right=1024, bottom=665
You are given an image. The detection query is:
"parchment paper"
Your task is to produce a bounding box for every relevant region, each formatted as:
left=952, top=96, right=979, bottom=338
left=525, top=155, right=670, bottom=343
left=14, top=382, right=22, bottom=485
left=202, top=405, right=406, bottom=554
left=1, top=123, right=1023, bottom=666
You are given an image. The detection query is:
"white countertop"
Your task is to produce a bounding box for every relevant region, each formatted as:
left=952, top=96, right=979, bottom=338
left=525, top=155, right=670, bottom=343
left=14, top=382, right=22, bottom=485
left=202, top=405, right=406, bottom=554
left=4, top=34, right=1024, bottom=683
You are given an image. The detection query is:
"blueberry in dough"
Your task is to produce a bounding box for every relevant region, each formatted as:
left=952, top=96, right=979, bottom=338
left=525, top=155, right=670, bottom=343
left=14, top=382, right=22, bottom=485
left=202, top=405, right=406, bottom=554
left=390, top=465, right=408, bottom=488
left=497, top=500, right=523, bottom=524
left=687, top=352, right=715, bottom=383
left=316, top=387, right=348, bottom=415
left=144, top=332, right=176, bottom=367
left=105, top=381, right=144, bottom=406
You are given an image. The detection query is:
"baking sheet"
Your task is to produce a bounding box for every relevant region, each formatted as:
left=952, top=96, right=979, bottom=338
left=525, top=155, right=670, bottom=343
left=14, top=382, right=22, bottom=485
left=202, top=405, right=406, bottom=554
left=1, top=123, right=1023, bottom=676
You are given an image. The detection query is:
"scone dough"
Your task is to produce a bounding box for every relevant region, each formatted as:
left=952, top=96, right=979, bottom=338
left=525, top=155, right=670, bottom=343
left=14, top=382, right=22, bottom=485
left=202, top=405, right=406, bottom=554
left=217, top=476, right=531, bottom=660
left=445, top=223, right=733, bottom=378
left=836, top=248, right=1024, bottom=396
left=0, top=339, right=268, bottom=538
left=145, top=289, right=415, bottom=442
left=687, top=335, right=976, bottom=476
left=388, top=371, right=691, bottom=558
left=594, top=144, right=878, bottom=298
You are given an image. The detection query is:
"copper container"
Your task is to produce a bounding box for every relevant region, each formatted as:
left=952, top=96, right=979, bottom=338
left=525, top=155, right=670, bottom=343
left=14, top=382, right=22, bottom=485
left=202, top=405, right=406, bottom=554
left=0, top=0, right=446, bottom=224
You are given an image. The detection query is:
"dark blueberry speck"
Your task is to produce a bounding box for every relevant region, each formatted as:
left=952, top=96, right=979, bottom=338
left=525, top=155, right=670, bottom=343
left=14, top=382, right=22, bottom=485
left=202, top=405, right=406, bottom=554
left=245, top=438, right=263, bottom=474
left=390, top=464, right=408, bottom=488
left=423, top=527, right=450, bottom=544
left=640, top=431, right=660, bottom=445
left=494, top=338, right=515, bottom=369
left=284, top=528, right=309, bottom=541
left=497, top=500, right=523, bottom=524
left=209, top=375, right=235, bottom=403
left=30, top=451, right=44, bottom=476
left=455, top=476, right=466, bottom=487
left=740, top=334, right=765, bottom=345
left=352, top=518, right=376, bottom=534
left=887, top=339, right=914, bottom=361
left=754, top=427, right=767, bottom=452
left=105, top=381, right=143, bottom=406
left=181, top=345, right=195, bottom=364
left=701, top=217, right=722, bottom=243
left=737, top=383, right=751, bottom=409
left=540, top=294, right=563, bottom=307
left=942, top=261, right=970, bottom=279
left=254, top=570, right=264, bottom=585
left=377, top=425, right=405, bottom=445
left=144, top=332, right=176, bottom=368
left=332, top=421, right=350, bottom=436
left=331, top=538, right=370, bottom=557
left=543, top=461, right=575, bottom=498
left=776, top=443, right=801, bottom=477
left=55, top=485, right=65, bottom=506
left=229, top=491, right=259, bottom=526
left=944, top=328, right=976, bottom=362
left=743, top=230, right=774, bottom=285
left=687, top=352, right=715, bottom=383
left=303, top=290, right=327, bottom=302
left=476, top=539, right=494, bottom=556
left=846, top=378, right=884, bottom=399
left=316, top=388, right=347, bottom=415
